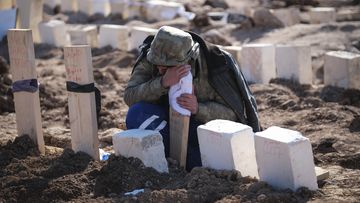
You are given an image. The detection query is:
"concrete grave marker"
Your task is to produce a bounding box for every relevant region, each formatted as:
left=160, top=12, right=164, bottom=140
left=113, top=129, right=169, bottom=173
left=109, top=0, right=128, bottom=18
left=309, top=7, right=336, bottom=24
left=315, top=166, right=329, bottom=181
left=68, top=25, right=98, bottom=47
left=38, top=20, right=69, bottom=47
left=255, top=126, right=318, bottom=191
left=276, top=44, right=312, bottom=84
left=16, top=0, right=44, bottom=43
left=128, top=26, right=157, bottom=51
left=197, top=120, right=259, bottom=177
left=324, top=51, right=360, bottom=89
left=78, top=0, right=110, bottom=16
left=271, top=7, right=300, bottom=27
left=64, top=45, right=99, bottom=160
left=99, top=24, right=128, bottom=50
left=61, top=0, right=78, bottom=12
left=240, top=44, right=276, bottom=84
left=7, top=29, right=45, bottom=154
left=145, top=0, right=185, bottom=21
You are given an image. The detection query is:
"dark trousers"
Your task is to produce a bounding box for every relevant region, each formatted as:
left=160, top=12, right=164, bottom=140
left=126, top=102, right=202, bottom=171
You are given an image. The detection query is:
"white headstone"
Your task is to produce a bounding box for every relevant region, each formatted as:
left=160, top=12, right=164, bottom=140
left=78, top=0, right=110, bottom=16
left=68, top=25, right=98, bottom=47
left=255, top=126, right=318, bottom=191
left=145, top=0, right=184, bottom=21
left=109, top=0, right=128, bottom=18
left=276, top=45, right=312, bottom=84
left=324, top=51, right=360, bottom=89
left=98, top=24, right=128, bottom=50
left=113, top=129, right=169, bottom=173
left=197, top=120, right=259, bottom=178
left=61, top=0, right=78, bottom=12
left=128, top=26, right=157, bottom=51
left=271, top=7, right=300, bottom=26
left=309, top=7, right=336, bottom=24
left=38, top=20, right=69, bottom=47
left=240, top=44, right=276, bottom=84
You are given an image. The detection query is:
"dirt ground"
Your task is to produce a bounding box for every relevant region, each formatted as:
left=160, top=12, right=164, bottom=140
left=1, top=0, right=360, bottom=202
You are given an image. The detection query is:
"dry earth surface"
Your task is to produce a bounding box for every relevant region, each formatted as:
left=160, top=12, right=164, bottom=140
left=0, top=0, right=359, bottom=202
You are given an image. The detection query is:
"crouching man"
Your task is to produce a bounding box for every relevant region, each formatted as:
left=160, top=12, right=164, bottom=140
left=124, top=26, right=260, bottom=171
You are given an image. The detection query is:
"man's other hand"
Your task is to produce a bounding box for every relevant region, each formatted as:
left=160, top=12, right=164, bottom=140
left=160, top=65, right=191, bottom=88
left=177, top=93, right=198, bottom=114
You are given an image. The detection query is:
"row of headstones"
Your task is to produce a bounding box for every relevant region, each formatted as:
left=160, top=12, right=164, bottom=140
left=44, top=0, right=190, bottom=21
left=212, top=7, right=337, bottom=27
left=222, top=44, right=360, bottom=89
left=38, top=20, right=157, bottom=52
left=45, top=0, right=339, bottom=26
left=0, top=0, right=189, bottom=43
left=37, top=20, right=360, bottom=88
left=8, top=29, right=100, bottom=159
left=112, top=119, right=319, bottom=192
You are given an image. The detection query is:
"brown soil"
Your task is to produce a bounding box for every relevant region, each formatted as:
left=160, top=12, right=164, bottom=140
left=1, top=0, right=360, bottom=202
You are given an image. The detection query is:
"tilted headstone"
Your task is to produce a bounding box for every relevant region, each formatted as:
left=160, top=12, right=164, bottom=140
left=113, top=129, right=169, bottom=173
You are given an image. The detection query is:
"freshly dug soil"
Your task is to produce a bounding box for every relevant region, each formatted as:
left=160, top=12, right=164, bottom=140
left=1, top=0, right=360, bottom=202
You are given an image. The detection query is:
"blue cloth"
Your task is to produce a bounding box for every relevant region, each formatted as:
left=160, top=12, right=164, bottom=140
left=12, top=79, right=38, bottom=93
left=126, top=102, right=202, bottom=171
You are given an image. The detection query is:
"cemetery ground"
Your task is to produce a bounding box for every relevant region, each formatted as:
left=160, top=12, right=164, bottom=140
left=1, top=2, right=360, bottom=203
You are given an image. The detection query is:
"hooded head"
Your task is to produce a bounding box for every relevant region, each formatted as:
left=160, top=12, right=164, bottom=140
left=147, top=26, right=198, bottom=66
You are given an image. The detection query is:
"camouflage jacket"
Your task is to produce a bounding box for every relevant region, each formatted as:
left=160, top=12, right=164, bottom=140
left=124, top=51, right=237, bottom=123
left=124, top=33, right=260, bottom=131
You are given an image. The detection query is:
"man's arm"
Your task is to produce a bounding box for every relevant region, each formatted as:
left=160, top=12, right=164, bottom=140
left=124, top=59, right=168, bottom=106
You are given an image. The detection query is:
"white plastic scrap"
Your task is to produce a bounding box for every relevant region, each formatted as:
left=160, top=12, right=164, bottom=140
left=99, top=148, right=111, bottom=161
left=124, top=189, right=145, bottom=196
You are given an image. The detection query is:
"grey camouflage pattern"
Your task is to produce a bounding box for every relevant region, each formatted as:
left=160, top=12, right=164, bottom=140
left=147, top=26, right=194, bottom=66
left=124, top=51, right=237, bottom=123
